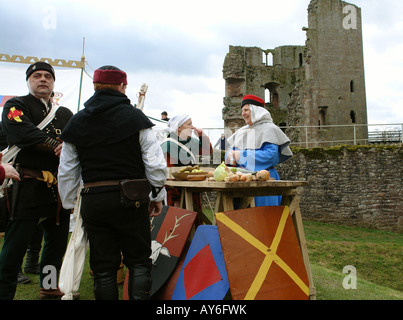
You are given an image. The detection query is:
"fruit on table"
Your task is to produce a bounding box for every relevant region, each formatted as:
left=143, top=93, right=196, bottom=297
left=240, top=173, right=253, bottom=182
left=213, top=162, right=231, bottom=182
left=189, top=164, right=271, bottom=182
left=179, top=165, right=204, bottom=173
left=256, top=170, right=270, bottom=181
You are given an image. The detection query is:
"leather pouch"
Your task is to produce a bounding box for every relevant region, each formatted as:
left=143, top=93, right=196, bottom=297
left=119, top=179, right=151, bottom=209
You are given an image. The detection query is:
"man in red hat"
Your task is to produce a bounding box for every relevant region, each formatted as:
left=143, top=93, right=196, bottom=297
left=0, top=61, right=74, bottom=300
left=58, top=65, right=168, bottom=300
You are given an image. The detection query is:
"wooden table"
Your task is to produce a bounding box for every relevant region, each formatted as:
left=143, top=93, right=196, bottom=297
left=164, top=178, right=316, bottom=299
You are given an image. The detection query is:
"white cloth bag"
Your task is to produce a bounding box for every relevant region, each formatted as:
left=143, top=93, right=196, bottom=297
left=59, top=191, right=89, bottom=300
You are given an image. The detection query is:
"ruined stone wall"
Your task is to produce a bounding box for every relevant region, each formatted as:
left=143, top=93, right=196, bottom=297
left=302, top=0, right=368, bottom=143
left=277, top=145, right=403, bottom=233
left=222, top=45, right=305, bottom=132
left=222, top=0, right=368, bottom=146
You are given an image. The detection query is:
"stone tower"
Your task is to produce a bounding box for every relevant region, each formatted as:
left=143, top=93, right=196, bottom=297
left=222, top=0, right=368, bottom=146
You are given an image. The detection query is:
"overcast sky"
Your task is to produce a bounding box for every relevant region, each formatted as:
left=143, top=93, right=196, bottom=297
left=1, top=0, right=402, bottom=130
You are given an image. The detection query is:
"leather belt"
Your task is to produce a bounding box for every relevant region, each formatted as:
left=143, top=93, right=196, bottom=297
left=83, top=180, right=121, bottom=188
left=20, top=168, right=45, bottom=179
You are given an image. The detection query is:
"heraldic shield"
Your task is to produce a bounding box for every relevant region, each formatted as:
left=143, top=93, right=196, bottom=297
left=123, top=206, right=197, bottom=299
left=216, top=206, right=309, bottom=300
left=172, top=225, right=229, bottom=300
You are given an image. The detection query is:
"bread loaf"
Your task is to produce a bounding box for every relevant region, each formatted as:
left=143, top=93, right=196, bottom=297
left=187, top=175, right=206, bottom=181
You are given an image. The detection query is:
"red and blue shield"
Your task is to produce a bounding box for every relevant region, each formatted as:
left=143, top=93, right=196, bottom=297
left=171, top=225, right=229, bottom=300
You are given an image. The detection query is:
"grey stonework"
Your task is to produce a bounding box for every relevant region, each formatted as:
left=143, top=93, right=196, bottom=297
left=223, top=0, right=368, bottom=146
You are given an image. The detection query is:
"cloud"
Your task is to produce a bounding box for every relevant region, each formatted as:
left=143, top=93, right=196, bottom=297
left=365, top=42, right=403, bottom=124
left=1, top=0, right=402, bottom=130
left=352, top=0, right=403, bottom=124
left=122, top=66, right=225, bottom=126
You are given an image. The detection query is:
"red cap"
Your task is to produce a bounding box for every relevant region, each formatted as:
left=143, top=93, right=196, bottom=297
left=241, top=94, right=265, bottom=108
left=93, top=66, right=127, bottom=85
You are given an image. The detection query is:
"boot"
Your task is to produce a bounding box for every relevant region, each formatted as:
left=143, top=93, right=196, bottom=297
left=39, top=287, right=80, bottom=300
left=24, top=224, right=43, bottom=274
left=93, top=272, right=119, bottom=300
left=24, top=249, right=40, bottom=274
left=39, top=288, right=64, bottom=300
left=17, top=268, right=31, bottom=284
left=128, top=262, right=152, bottom=300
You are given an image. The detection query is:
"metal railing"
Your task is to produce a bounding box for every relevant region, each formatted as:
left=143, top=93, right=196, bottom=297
left=368, top=129, right=402, bottom=144
left=201, top=123, right=403, bottom=149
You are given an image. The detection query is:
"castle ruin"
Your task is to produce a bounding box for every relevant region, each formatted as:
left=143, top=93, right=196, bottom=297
left=222, top=0, right=368, bottom=146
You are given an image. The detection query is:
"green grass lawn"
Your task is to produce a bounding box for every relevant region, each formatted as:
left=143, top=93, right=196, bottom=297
left=303, top=221, right=403, bottom=300
left=2, top=220, right=402, bottom=300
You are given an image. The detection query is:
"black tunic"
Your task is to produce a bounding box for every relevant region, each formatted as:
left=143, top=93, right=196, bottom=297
left=60, top=89, right=154, bottom=183
left=1, top=94, right=73, bottom=219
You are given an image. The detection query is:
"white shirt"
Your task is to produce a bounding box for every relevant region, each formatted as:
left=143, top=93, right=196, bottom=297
left=58, top=127, right=168, bottom=209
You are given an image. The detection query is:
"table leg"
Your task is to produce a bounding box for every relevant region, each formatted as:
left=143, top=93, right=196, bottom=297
left=215, top=192, right=224, bottom=213
left=183, top=188, right=194, bottom=211
left=239, top=197, right=255, bottom=209
left=183, top=188, right=215, bottom=225
left=180, top=189, right=185, bottom=209
left=287, top=195, right=316, bottom=300
left=222, top=194, right=234, bottom=212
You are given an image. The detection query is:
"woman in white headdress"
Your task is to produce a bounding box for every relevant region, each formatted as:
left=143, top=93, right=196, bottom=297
left=160, top=114, right=212, bottom=206
left=226, top=95, right=293, bottom=207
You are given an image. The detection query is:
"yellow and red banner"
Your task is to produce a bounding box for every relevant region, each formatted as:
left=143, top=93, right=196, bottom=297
left=0, top=95, right=15, bottom=108
left=0, top=65, right=93, bottom=114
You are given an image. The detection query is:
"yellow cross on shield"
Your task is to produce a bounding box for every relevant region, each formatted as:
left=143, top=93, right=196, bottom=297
left=216, top=206, right=309, bottom=300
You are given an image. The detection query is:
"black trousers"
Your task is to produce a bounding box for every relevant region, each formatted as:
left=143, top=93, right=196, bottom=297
left=0, top=206, right=70, bottom=300
left=80, top=189, right=152, bottom=274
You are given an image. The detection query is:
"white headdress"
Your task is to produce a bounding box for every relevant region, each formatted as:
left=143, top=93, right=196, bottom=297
left=168, top=114, right=191, bottom=133
left=227, top=105, right=293, bottom=163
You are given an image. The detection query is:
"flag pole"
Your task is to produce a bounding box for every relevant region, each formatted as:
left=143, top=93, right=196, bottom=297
left=77, top=37, right=86, bottom=113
